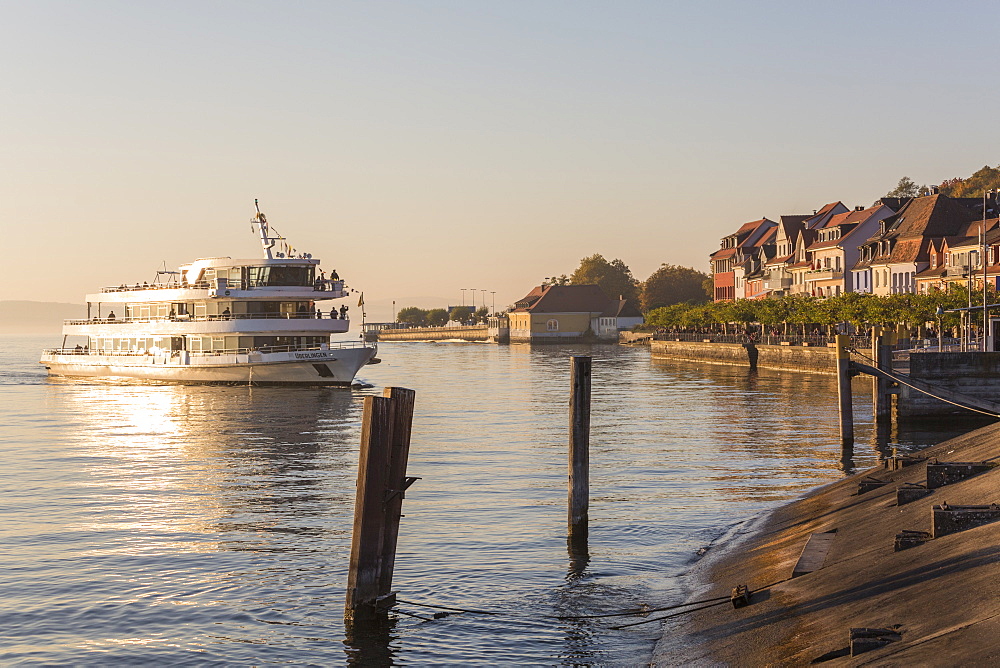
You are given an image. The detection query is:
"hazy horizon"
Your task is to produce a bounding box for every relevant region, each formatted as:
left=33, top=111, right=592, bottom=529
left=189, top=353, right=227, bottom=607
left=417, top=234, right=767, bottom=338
left=3, top=1, right=1000, bottom=315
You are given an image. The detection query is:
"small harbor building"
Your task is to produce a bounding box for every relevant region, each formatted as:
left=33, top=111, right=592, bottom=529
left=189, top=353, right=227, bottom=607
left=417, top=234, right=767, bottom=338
left=508, top=284, right=642, bottom=342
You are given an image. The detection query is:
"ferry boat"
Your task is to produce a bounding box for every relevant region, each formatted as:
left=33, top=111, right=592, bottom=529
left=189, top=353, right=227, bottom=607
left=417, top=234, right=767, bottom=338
left=39, top=202, right=378, bottom=385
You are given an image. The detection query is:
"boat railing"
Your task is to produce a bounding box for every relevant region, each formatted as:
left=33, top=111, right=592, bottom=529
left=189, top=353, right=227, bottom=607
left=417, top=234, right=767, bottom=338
left=99, top=280, right=344, bottom=293
left=65, top=312, right=352, bottom=325
left=41, top=341, right=369, bottom=357
left=101, top=281, right=212, bottom=293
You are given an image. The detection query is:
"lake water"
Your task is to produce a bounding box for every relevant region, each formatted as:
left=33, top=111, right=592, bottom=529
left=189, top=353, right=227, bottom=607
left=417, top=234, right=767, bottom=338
left=0, top=335, right=977, bottom=665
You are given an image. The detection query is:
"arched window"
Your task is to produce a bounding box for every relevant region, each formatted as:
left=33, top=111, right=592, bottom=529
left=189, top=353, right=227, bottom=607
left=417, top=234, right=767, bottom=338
left=547, top=319, right=559, bottom=332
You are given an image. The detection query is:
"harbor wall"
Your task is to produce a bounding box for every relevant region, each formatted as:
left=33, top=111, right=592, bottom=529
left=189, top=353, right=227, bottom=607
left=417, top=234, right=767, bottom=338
left=374, top=325, right=490, bottom=342
left=900, top=352, right=1000, bottom=417
left=619, top=331, right=653, bottom=345
left=651, top=340, right=836, bottom=375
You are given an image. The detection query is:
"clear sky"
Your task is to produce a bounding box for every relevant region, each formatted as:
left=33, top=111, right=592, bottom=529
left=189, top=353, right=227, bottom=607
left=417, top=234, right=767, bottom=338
left=3, top=0, right=1000, bottom=321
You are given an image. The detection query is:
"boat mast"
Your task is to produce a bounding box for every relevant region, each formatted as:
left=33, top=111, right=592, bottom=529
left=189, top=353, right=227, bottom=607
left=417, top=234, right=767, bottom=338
left=252, top=199, right=277, bottom=259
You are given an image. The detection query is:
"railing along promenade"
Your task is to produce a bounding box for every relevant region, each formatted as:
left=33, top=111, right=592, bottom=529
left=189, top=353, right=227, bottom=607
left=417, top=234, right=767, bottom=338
left=653, top=331, right=964, bottom=352
left=654, top=332, right=842, bottom=346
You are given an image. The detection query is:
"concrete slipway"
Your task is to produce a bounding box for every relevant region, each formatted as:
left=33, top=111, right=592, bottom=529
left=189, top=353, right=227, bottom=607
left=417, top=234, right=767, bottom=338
left=653, top=422, right=1000, bottom=666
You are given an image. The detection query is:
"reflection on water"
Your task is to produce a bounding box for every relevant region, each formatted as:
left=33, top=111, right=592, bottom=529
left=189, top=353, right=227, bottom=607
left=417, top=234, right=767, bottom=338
left=0, top=336, right=985, bottom=665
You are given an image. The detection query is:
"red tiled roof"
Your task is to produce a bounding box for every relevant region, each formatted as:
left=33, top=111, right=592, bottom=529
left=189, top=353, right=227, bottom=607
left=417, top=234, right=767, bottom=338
left=754, top=227, right=777, bottom=246
left=602, top=298, right=643, bottom=318
left=915, top=266, right=948, bottom=279
left=886, top=237, right=929, bottom=264
left=887, top=194, right=978, bottom=239
left=734, top=218, right=769, bottom=236
left=510, top=284, right=612, bottom=314
left=710, top=247, right=738, bottom=260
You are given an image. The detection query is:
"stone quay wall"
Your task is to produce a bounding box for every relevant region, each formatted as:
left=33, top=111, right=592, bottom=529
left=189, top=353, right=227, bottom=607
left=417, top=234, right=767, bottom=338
left=374, top=325, right=490, bottom=342
left=650, top=340, right=837, bottom=375
left=619, top=331, right=653, bottom=345
left=901, top=352, right=1000, bottom=417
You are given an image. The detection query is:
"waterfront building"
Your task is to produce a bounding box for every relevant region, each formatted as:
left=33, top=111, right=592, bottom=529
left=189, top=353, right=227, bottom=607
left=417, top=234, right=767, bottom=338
left=803, top=203, right=896, bottom=296
left=762, top=215, right=810, bottom=297
left=508, top=285, right=642, bottom=342
left=801, top=201, right=850, bottom=229
left=915, top=222, right=1000, bottom=294
left=744, top=243, right=777, bottom=299
left=710, top=218, right=776, bottom=301
left=855, top=194, right=981, bottom=295
left=786, top=227, right=820, bottom=295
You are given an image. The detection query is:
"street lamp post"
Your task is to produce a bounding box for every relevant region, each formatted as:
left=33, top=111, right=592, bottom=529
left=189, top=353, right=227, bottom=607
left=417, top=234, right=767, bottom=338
left=491, top=291, right=496, bottom=314
left=480, top=290, right=487, bottom=311
left=461, top=289, right=467, bottom=307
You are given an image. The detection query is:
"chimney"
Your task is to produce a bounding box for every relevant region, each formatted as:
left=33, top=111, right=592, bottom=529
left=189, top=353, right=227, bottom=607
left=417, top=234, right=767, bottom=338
left=856, top=205, right=864, bottom=211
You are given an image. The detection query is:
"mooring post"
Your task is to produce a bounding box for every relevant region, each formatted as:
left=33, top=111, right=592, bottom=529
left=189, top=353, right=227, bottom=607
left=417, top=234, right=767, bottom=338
left=875, top=331, right=895, bottom=423
left=871, top=326, right=882, bottom=419
left=835, top=335, right=854, bottom=446
left=345, top=395, right=394, bottom=623
left=378, top=387, right=416, bottom=600
left=569, top=356, right=591, bottom=547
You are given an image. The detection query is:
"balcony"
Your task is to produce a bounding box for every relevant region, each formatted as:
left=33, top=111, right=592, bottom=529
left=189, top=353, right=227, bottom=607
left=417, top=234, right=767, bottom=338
left=804, top=269, right=844, bottom=281
left=764, top=277, right=792, bottom=290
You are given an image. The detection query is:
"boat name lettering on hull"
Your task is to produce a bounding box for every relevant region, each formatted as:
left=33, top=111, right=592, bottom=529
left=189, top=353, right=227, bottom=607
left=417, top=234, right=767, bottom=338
left=294, top=352, right=333, bottom=359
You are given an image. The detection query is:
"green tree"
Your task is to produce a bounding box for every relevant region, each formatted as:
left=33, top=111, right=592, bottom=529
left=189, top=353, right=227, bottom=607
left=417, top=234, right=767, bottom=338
left=450, top=306, right=473, bottom=323
left=570, top=254, right=639, bottom=301
left=543, top=275, right=570, bottom=286
left=474, top=306, right=489, bottom=323
left=396, top=306, right=427, bottom=326
left=885, top=176, right=925, bottom=198
left=938, top=165, right=1000, bottom=198
left=640, top=264, right=711, bottom=311
left=426, top=308, right=449, bottom=327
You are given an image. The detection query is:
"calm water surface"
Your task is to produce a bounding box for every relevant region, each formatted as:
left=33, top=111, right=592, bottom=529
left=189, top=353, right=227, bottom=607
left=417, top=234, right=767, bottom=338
left=0, top=335, right=977, bottom=665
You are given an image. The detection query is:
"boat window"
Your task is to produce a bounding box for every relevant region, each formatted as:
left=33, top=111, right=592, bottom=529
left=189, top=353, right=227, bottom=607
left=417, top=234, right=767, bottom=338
left=246, top=265, right=315, bottom=287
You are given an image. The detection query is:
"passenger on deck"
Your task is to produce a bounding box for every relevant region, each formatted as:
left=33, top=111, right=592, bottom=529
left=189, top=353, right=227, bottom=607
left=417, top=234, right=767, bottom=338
left=107, top=311, right=116, bottom=320
left=222, top=307, right=231, bottom=318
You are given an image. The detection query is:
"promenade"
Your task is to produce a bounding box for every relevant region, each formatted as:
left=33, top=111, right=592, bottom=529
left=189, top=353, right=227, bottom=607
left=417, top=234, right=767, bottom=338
left=655, top=421, right=1000, bottom=665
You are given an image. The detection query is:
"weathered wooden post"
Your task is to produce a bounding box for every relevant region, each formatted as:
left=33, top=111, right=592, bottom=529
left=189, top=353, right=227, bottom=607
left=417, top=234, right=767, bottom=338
left=345, top=388, right=416, bottom=623
left=835, top=335, right=854, bottom=446
left=378, top=387, right=416, bottom=599
left=568, top=356, right=591, bottom=548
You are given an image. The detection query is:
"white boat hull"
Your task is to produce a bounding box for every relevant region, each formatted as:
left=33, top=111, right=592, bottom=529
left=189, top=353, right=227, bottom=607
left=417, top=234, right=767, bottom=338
left=40, top=346, right=377, bottom=386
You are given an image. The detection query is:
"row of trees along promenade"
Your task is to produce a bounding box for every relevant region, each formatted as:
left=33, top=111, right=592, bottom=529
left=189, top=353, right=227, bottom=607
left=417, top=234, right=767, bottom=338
left=645, top=285, right=995, bottom=337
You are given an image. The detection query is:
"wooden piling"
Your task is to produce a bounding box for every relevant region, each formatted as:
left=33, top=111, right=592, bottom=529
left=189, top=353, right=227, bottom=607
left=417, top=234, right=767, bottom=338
left=568, top=356, right=591, bottom=545
left=345, top=387, right=416, bottom=623
left=378, top=387, right=416, bottom=599
left=345, top=395, right=393, bottom=622
left=835, top=335, right=854, bottom=446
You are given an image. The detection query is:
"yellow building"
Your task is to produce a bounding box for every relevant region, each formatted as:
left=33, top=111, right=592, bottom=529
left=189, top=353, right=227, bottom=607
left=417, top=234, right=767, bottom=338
left=508, top=284, right=642, bottom=342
